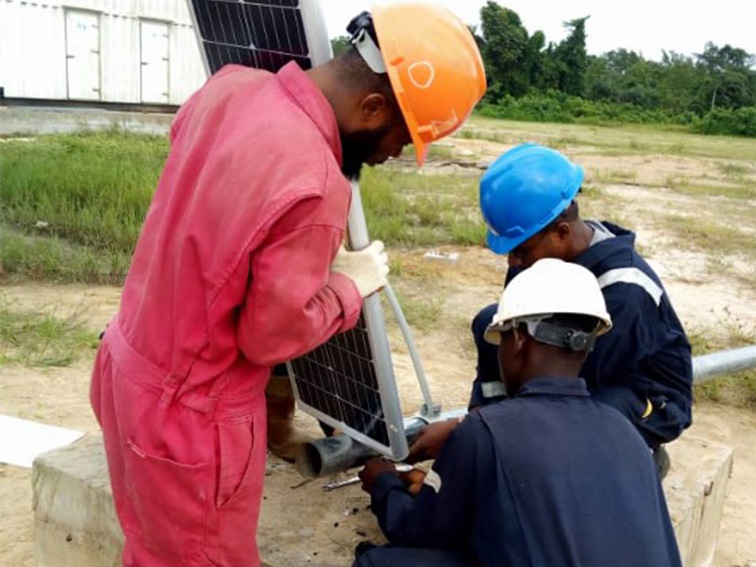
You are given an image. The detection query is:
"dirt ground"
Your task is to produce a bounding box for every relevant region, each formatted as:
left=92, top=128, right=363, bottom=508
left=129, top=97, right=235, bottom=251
left=2, top=131, right=756, bottom=565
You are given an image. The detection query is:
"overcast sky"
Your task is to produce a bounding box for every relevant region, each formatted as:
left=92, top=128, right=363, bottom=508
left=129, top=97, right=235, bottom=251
left=321, top=0, right=756, bottom=62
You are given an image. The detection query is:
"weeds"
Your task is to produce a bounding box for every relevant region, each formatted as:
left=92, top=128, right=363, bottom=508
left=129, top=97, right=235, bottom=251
left=0, top=130, right=165, bottom=251
left=0, top=229, right=130, bottom=284
left=360, top=167, right=486, bottom=247
left=0, top=301, right=99, bottom=367
left=655, top=214, right=756, bottom=260
left=591, top=168, right=639, bottom=184
left=689, top=325, right=756, bottom=408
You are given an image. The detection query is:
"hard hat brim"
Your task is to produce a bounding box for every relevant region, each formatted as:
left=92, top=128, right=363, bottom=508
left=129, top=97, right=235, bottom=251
left=486, top=230, right=522, bottom=256
left=481, top=154, right=584, bottom=255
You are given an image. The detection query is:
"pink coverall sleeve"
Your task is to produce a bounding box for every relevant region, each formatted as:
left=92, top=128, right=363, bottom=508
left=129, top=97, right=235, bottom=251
left=237, top=224, right=363, bottom=367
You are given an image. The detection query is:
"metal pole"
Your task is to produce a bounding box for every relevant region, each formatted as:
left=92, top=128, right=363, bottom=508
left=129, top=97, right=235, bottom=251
left=298, top=346, right=756, bottom=478
left=384, top=283, right=440, bottom=418
left=693, top=345, right=756, bottom=383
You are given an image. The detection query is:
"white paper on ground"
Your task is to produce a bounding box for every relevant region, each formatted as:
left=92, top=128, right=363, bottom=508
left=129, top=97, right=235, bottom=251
left=0, top=414, right=84, bottom=468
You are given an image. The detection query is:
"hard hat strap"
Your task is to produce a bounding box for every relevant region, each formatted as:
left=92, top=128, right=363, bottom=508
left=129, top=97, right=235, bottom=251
left=525, top=318, right=597, bottom=352
left=502, top=316, right=597, bottom=352
left=351, top=27, right=387, bottom=74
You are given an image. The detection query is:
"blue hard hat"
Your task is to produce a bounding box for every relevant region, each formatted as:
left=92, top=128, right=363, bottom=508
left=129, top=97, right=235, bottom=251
left=479, top=143, right=584, bottom=255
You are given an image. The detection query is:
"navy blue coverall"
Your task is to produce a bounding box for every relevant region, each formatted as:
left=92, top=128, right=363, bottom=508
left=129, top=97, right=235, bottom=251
left=470, top=222, right=693, bottom=448
left=356, top=377, right=683, bottom=567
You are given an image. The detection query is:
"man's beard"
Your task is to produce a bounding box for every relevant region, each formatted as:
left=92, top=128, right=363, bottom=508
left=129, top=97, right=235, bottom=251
left=339, top=125, right=390, bottom=181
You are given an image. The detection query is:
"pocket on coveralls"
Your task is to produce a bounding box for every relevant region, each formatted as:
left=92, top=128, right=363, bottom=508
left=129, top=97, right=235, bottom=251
left=124, top=438, right=209, bottom=555
left=216, top=416, right=257, bottom=509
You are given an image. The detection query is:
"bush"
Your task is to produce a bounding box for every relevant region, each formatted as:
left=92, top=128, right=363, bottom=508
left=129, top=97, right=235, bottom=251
left=477, top=92, right=677, bottom=126
left=695, top=107, right=756, bottom=137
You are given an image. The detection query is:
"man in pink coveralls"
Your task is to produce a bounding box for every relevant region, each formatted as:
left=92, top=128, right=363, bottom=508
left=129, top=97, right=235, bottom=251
left=90, top=5, right=486, bottom=566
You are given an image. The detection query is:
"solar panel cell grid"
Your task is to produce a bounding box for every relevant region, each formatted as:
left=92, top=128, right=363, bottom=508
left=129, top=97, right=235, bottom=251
left=289, top=316, right=391, bottom=447
left=186, top=0, right=408, bottom=459
left=191, top=0, right=310, bottom=73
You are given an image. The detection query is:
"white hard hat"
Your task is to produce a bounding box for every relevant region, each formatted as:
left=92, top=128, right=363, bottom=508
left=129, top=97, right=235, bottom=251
left=484, top=258, right=612, bottom=346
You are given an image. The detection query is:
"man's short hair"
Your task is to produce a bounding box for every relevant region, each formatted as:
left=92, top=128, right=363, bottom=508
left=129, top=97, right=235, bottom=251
left=334, top=47, right=397, bottom=107
left=543, top=199, right=580, bottom=232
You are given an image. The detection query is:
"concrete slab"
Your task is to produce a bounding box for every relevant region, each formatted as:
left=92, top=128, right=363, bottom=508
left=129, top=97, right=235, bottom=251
left=0, top=106, right=173, bottom=137
left=32, top=432, right=733, bottom=567
left=664, top=435, right=734, bottom=567
left=32, top=435, right=122, bottom=567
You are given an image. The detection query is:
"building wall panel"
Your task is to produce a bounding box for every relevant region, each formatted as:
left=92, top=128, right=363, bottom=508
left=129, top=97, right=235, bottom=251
left=0, top=0, right=205, bottom=105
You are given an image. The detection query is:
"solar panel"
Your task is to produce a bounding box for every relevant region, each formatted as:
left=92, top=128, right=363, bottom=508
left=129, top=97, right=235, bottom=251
left=187, top=0, right=332, bottom=74
left=186, top=0, right=409, bottom=460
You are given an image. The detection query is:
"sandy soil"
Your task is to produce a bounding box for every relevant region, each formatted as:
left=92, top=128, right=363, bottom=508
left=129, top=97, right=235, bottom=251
left=2, top=240, right=755, bottom=567
left=2, top=134, right=755, bottom=565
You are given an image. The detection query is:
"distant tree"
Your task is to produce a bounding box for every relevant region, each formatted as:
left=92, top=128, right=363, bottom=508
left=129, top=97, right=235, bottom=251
left=658, top=51, right=703, bottom=114
left=480, top=1, right=531, bottom=97
left=554, top=17, right=590, bottom=96
left=695, top=42, right=756, bottom=110
left=330, top=35, right=351, bottom=57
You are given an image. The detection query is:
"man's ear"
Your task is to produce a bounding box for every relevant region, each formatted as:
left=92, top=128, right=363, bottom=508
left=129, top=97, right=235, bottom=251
left=359, top=93, right=390, bottom=127
left=554, top=221, right=572, bottom=242
left=511, top=326, right=528, bottom=357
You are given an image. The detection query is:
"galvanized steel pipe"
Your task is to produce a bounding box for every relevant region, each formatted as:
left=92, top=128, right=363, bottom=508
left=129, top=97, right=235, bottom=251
left=693, top=345, right=756, bottom=383
left=298, top=346, right=756, bottom=478
left=296, top=409, right=466, bottom=479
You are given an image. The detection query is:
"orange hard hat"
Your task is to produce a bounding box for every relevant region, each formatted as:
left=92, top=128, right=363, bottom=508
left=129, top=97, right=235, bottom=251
left=373, top=2, right=487, bottom=166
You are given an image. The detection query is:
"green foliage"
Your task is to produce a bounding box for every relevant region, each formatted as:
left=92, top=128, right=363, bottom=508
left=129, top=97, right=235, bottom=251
left=477, top=92, right=683, bottom=126
left=695, top=107, right=756, bottom=137
left=330, top=35, right=351, bottom=57
left=0, top=130, right=164, bottom=283
left=480, top=2, right=532, bottom=97
left=0, top=132, right=489, bottom=285
left=0, top=130, right=165, bottom=252
left=0, top=301, right=99, bottom=367
left=473, top=2, right=756, bottom=137
left=0, top=229, right=131, bottom=284
left=554, top=17, right=589, bottom=96
left=360, top=167, right=486, bottom=248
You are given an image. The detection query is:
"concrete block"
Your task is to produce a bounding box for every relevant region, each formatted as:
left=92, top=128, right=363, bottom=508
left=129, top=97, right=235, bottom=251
left=32, top=433, right=733, bottom=567
left=664, top=434, right=734, bottom=567
left=33, top=435, right=122, bottom=567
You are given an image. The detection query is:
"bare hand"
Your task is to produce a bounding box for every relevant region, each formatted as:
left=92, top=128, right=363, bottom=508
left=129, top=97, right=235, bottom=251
left=359, top=458, right=397, bottom=493
left=407, top=419, right=460, bottom=464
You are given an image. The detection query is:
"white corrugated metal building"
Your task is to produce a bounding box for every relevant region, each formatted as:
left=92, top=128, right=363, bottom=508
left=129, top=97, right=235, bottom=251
left=0, top=0, right=207, bottom=105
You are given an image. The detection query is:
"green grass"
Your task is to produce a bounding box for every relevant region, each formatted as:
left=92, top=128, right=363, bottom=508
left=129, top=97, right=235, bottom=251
left=360, top=167, right=486, bottom=247
left=0, top=130, right=164, bottom=283
left=0, top=130, right=165, bottom=251
left=0, top=228, right=130, bottom=283
left=689, top=327, right=756, bottom=408
left=590, top=168, right=638, bottom=184
left=662, top=171, right=756, bottom=200
left=0, top=301, right=99, bottom=367
left=384, top=284, right=443, bottom=332
left=655, top=214, right=756, bottom=260
left=717, top=162, right=752, bottom=178
left=461, top=117, right=756, bottom=161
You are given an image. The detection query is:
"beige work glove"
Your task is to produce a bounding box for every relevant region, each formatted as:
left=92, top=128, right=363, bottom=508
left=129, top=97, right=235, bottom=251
left=331, top=240, right=389, bottom=298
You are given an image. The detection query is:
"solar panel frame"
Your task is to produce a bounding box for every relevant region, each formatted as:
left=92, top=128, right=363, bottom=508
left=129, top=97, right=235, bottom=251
left=288, top=184, right=409, bottom=458
left=187, top=0, right=333, bottom=75
left=185, top=0, right=409, bottom=460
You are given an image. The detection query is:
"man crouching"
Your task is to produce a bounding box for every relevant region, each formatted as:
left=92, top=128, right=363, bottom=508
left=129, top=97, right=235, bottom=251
left=355, top=259, right=683, bottom=567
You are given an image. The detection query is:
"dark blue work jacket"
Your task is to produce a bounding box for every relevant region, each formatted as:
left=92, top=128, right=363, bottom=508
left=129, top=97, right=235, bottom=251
left=370, top=377, right=683, bottom=567
left=470, top=222, right=693, bottom=447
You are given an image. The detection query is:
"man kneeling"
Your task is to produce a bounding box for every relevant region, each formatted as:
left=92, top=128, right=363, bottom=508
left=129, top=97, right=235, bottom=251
left=355, top=259, right=682, bottom=567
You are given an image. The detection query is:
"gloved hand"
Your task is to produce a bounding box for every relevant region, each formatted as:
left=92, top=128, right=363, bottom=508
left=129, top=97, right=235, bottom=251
left=331, top=240, right=389, bottom=298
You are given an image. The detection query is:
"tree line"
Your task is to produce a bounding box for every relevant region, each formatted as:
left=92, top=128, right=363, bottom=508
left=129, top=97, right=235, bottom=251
left=331, top=2, right=756, bottom=137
